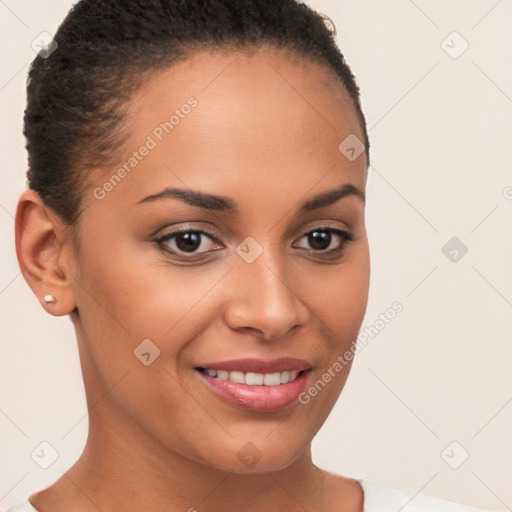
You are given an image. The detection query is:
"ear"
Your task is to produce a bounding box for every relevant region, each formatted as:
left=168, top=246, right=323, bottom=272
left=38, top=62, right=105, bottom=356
left=14, top=189, right=77, bottom=316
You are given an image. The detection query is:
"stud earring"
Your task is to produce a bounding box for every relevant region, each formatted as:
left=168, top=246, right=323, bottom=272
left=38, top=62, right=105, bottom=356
left=44, top=295, right=57, bottom=304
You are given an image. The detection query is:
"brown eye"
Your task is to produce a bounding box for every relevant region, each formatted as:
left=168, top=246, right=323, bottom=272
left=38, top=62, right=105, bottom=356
left=294, top=228, right=354, bottom=254
left=155, top=229, right=222, bottom=257
left=175, top=232, right=202, bottom=252
left=307, top=230, right=331, bottom=250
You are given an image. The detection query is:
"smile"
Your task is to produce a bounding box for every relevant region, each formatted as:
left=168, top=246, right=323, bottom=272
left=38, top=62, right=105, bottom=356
left=194, top=358, right=311, bottom=412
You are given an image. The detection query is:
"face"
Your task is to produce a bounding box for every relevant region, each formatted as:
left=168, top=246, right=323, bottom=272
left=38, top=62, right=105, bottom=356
left=68, top=48, right=370, bottom=473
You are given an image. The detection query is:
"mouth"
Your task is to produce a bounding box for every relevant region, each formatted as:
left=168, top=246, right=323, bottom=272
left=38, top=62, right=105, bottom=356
left=194, top=358, right=312, bottom=412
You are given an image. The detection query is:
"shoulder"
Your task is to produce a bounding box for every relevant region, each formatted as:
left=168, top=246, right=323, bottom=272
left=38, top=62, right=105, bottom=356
left=5, top=498, right=39, bottom=512
left=357, top=479, right=491, bottom=512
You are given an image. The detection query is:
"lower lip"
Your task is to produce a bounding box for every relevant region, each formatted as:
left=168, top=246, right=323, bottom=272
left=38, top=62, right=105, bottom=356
left=197, top=370, right=310, bottom=412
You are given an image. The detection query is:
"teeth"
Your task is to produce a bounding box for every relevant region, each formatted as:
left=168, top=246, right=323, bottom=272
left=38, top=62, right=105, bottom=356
left=229, top=371, right=245, bottom=384
left=245, top=372, right=264, bottom=385
left=202, top=369, right=302, bottom=386
left=263, top=372, right=280, bottom=386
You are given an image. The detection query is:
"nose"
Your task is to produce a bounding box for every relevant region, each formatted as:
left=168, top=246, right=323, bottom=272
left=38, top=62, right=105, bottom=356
left=223, top=249, right=309, bottom=340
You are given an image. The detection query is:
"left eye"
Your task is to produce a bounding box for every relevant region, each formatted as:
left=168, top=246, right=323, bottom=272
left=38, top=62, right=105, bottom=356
left=294, top=228, right=353, bottom=253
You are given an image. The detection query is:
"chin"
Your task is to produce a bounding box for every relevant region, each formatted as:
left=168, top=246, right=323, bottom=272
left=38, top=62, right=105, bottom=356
left=194, top=437, right=309, bottom=475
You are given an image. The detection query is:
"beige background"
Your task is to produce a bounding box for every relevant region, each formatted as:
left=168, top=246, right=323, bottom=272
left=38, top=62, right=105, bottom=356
left=1, top=0, right=511, bottom=510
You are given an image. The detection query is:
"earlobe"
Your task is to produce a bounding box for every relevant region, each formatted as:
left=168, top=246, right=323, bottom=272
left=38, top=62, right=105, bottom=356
left=14, top=189, right=77, bottom=316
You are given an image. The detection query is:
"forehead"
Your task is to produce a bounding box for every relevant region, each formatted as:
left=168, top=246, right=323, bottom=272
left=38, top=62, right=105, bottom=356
left=127, top=47, right=362, bottom=153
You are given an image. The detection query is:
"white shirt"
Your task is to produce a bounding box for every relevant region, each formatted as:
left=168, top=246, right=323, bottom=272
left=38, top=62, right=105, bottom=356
left=6, top=479, right=488, bottom=511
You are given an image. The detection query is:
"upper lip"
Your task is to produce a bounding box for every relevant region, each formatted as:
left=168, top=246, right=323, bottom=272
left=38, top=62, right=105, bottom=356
left=196, top=357, right=311, bottom=374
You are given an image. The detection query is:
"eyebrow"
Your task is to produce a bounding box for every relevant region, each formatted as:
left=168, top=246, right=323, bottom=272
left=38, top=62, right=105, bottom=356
left=137, top=183, right=365, bottom=214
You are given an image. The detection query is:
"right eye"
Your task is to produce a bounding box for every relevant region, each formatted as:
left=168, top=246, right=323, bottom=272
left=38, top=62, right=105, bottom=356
left=154, top=228, right=223, bottom=258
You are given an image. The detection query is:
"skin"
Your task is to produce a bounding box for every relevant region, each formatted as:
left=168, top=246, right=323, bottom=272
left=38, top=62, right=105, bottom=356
left=15, top=48, right=370, bottom=512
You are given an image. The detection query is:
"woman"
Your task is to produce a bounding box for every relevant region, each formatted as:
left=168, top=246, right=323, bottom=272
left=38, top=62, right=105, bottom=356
left=9, top=0, right=490, bottom=510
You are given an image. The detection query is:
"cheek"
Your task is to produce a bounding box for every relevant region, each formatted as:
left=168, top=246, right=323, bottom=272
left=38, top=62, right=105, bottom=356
left=293, top=253, right=369, bottom=421
left=72, top=239, right=236, bottom=399
left=72, top=247, right=211, bottom=451
left=76, top=234, right=211, bottom=334
left=300, top=245, right=370, bottom=341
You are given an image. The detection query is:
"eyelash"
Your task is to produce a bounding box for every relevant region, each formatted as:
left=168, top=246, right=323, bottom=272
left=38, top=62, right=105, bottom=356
left=154, top=226, right=354, bottom=260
